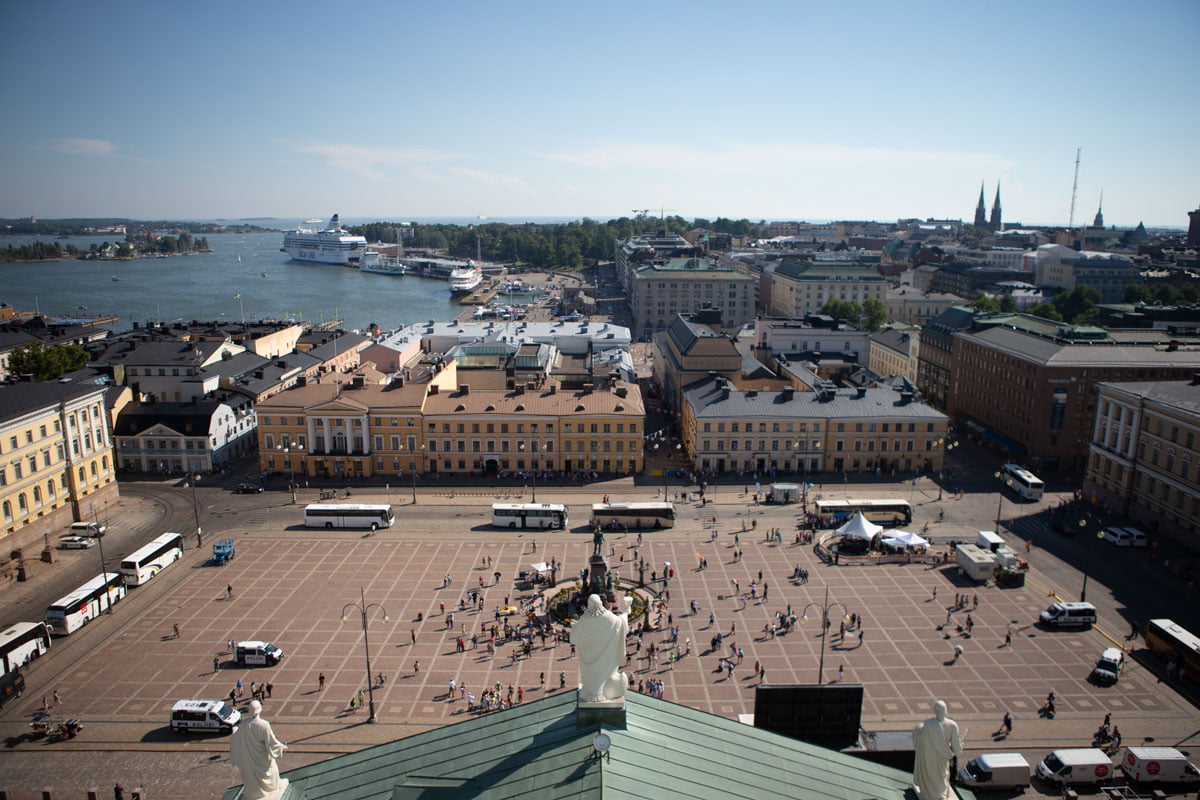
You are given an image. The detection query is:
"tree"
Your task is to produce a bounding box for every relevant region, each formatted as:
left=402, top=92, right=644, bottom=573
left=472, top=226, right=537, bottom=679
left=999, top=294, right=1018, bottom=313
left=1123, top=284, right=1154, bottom=304
left=1025, top=303, right=1063, bottom=321
left=862, top=298, right=888, bottom=331
left=819, top=299, right=861, bottom=324
left=7, top=342, right=90, bottom=381
left=1153, top=284, right=1183, bottom=306
left=970, top=293, right=1001, bottom=313
left=1179, top=283, right=1199, bottom=303
left=1052, top=285, right=1101, bottom=323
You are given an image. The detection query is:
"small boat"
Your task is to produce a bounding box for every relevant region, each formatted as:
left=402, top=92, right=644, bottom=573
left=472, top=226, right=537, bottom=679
left=111, top=276, right=119, bottom=282
left=77, top=305, right=87, bottom=310
left=261, top=271, right=268, bottom=277
left=237, top=255, right=242, bottom=263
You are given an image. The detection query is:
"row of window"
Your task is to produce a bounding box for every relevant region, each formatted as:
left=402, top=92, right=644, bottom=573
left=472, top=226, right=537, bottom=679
left=699, top=438, right=931, bottom=453
left=1, top=459, right=110, bottom=523
left=700, top=420, right=935, bottom=434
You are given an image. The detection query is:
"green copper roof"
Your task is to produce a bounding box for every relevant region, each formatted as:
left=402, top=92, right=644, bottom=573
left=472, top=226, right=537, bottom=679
left=224, top=691, right=941, bottom=800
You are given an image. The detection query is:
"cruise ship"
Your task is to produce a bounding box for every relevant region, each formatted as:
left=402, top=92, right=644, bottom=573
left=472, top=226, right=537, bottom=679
left=358, top=250, right=407, bottom=276
left=448, top=262, right=483, bottom=295
left=281, top=214, right=368, bottom=265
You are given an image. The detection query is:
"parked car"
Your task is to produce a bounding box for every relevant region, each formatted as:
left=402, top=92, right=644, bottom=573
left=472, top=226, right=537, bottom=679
left=59, top=536, right=97, bottom=550
left=233, top=483, right=263, bottom=494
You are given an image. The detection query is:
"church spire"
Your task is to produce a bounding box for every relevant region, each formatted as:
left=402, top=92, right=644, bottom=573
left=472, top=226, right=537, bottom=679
left=973, top=182, right=987, bottom=228
left=989, top=182, right=1002, bottom=232
left=1093, top=191, right=1104, bottom=228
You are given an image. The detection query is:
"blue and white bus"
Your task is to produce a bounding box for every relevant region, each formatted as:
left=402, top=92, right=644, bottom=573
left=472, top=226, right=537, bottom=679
left=492, top=503, right=568, bottom=529
left=120, top=532, right=184, bottom=586
left=1001, top=463, right=1044, bottom=501
left=304, top=503, right=395, bottom=531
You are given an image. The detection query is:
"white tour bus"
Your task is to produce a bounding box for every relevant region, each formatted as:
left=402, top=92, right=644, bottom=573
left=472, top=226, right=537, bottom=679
left=119, top=532, right=184, bottom=586
left=0, top=622, right=51, bottom=675
left=45, top=572, right=127, bottom=635
left=491, top=503, right=569, bottom=529
left=304, top=503, right=395, bottom=531
left=591, top=502, right=676, bottom=530
left=1001, top=463, right=1044, bottom=501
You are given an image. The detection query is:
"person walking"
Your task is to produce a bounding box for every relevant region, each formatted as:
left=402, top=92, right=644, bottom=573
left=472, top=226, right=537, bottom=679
left=837, top=664, right=844, bottom=682
left=414, top=660, right=421, bottom=674
left=1001, top=711, right=1012, bottom=734
left=318, top=672, right=325, bottom=691
left=1004, top=630, right=1012, bottom=647
left=357, top=689, right=365, bottom=709
left=214, top=655, right=221, bottom=673
left=172, top=623, right=180, bottom=639
left=226, top=584, right=233, bottom=600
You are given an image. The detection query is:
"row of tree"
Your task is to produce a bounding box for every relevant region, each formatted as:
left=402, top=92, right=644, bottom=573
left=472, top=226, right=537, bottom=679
left=971, top=285, right=1102, bottom=323
left=818, top=298, right=889, bottom=331
left=0, top=218, right=269, bottom=235
left=351, top=216, right=772, bottom=269
left=0, top=241, right=81, bottom=261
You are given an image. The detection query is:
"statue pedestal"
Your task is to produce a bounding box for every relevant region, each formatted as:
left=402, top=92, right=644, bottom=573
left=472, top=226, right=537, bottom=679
left=577, top=700, right=626, bottom=730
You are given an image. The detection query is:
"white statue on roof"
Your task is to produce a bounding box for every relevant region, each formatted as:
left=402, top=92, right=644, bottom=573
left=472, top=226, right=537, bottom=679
left=572, top=593, right=631, bottom=704
left=912, top=700, right=962, bottom=800
left=230, top=700, right=289, bottom=800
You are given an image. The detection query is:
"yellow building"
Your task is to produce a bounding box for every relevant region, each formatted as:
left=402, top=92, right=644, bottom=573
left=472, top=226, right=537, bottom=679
left=0, top=382, right=119, bottom=551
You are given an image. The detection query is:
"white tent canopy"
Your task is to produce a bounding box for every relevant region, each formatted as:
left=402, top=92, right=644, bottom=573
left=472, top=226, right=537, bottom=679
left=891, top=531, right=928, bottom=547
left=835, top=512, right=883, bottom=540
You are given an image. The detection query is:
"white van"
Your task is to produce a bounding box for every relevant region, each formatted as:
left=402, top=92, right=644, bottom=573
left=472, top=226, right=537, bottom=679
left=1122, top=526, right=1148, bottom=547
left=69, top=521, right=107, bottom=537
left=1120, top=747, right=1200, bottom=785
left=170, top=699, right=240, bottom=734
left=1039, top=601, right=1097, bottom=628
left=1091, top=647, right=1125, bottom=685
left=958, top=753, right=1032, bottom=790
left=1036, top=749, right=1114, bottom=785
left=235, top=640, right=284, bottom=667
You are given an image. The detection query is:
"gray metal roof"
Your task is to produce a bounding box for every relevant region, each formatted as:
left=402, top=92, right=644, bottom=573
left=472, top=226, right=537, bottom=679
left=222, top=691, right=925, bottom=800
left=962, top=326, right=1200, bottom=367
left=0, top=380, right=106, bottom=423
left=1096, top=380, right=1200, bottom=415
left=685, top=378, right=945, bottom=421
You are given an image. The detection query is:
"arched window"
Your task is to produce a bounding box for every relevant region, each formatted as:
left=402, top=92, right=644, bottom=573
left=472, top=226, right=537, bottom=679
left=48, top=479, right=57, bottom=498
left=2, top=500, right=11, bottom=520
left=32, top=486, right=41, bottom=505
left=90, top=462, right=97, bottom=478
left=78, top=467, right=86, bottom=484
left=17, top=493, right=28, bottom=511
left=102, top=455, right=109, bottom=471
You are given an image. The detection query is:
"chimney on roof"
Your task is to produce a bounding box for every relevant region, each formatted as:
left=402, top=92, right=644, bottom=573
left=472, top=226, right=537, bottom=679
left=428, top=384, right=439, bottom=395
left=1192, top=372, right=1200, bottom=385
left=856, top=386, right=867, bottom=398
left=459, top=384, right=469, bottom=394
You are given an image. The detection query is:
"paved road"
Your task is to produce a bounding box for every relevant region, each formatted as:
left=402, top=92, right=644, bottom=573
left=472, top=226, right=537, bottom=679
left=0, top=474, right=1196, bottom=799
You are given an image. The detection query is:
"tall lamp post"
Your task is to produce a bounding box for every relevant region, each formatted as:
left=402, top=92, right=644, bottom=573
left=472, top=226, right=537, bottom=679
left=518, top=442, right=538, bottom=502
left=341, top=587, right=389, bottom=722
left=1078, top=515, right=1102, bottom=603
left=188, top=471, right=203, bottom=548
left=279, top=445, right=297, bottom=504
left=408, top=444, right=424, bottom=504
left=90, top=502, right=112, bottom=614
left=800, top=585, right=850, bottom=684
left=993, top=469, right=1008, bottom=534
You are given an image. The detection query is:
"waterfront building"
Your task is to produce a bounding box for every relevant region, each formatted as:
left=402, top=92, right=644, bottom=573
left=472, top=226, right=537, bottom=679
left=0, top=381, right=118, bottom=551
left=1084, top=379, right=1200, bottom=549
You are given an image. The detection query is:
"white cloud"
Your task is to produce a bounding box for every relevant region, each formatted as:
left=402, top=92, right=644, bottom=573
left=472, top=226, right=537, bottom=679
left=53, top=138, right=117, bottom=156
left=540, top=141, right=1016, bottom=176
left=448, top=166, right=529, bottom=192
left=292, top=142, right=457, bottom=181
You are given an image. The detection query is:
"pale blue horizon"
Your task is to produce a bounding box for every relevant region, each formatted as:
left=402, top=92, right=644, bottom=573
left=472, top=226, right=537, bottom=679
left=2, top=0, right=1197, bottom=228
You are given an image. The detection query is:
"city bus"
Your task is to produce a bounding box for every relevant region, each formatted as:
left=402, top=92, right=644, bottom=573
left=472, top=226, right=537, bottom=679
left=1144, top=618, right=1200, bottom=688
left=304, top=503, right=395, bottom=531
left=1000, top=463, right=1044, bottom=501
left=119, top=532, right=184, bottom=586
left=491, top=503, right=568, bottom=530
left=0, top=622, right=51, bottom=675
left=590, top=502, right=676, bottom=530
left=45, top=572, right=127, bottom=635
left=814, top=498, right=913, bottom=527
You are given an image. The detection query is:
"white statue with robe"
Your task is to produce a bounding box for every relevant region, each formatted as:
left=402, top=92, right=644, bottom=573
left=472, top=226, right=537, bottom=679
left=912, top=700, right=963, bottom=800
left=230, top=700, right=289, bottom=800
left=571, top=593, right=631, bottom=704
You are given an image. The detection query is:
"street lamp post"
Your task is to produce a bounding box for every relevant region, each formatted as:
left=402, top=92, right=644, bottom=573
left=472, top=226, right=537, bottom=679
left=519, top=442, right=537, bottom=503
left=188, top=471, right=203, bottom=548
left=341, top=587, right=389, bottom=722
left=1078, top=516, right=1102, bottom=603
left=800, top=585, right=850, bottom=684
left=91, top=502, right=112, bottom=614
left=993, top=470, right=1007, bottom=534
left=279, top=445, right=297, bottom=504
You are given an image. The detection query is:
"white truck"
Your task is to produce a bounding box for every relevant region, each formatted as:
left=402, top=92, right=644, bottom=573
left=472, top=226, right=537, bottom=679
left=1036, top=748, right=1114, bottom=785
left=1120, top=747, right=1200, bottom=785
left=958, top=752, right=1032, bottom=790
left=955, top=544, right=998, bottom=582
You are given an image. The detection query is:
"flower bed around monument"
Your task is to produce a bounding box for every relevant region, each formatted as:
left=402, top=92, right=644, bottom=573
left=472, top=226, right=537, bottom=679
left=550, top=583, right=647, bottom=627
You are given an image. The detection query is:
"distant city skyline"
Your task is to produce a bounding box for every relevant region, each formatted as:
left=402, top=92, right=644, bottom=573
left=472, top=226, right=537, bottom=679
left=1, top=1, right=1197, bottom=227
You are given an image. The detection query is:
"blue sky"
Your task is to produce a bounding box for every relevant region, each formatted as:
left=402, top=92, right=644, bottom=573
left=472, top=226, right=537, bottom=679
left=2, top=0, right=1197, bottom=226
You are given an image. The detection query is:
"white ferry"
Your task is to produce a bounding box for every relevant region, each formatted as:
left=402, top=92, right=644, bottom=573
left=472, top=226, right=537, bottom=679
left=448, top=262, right=483, bottom=295
left=281, top=214, right=368, bottom=265
left=358, top=250, right=407, bottom=276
